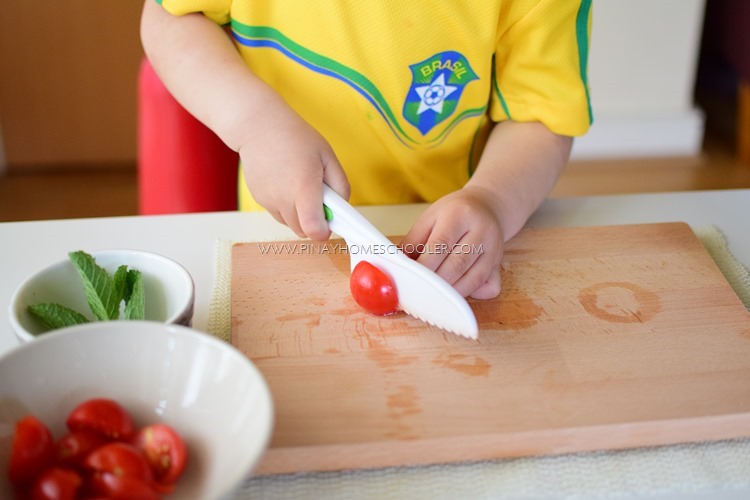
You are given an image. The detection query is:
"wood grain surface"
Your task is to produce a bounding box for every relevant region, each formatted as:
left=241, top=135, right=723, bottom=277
left=231, top=222, right=750, bottom=475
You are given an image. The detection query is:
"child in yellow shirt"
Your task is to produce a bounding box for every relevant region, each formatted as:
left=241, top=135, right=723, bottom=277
left=141, top=0, right=593, bottom=299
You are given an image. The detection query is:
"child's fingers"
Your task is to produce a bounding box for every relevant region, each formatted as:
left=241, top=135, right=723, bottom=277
left=467, top=266, right=502, bottom=300
left=402, top=210, right=437, bottom=260
left=414, top=216, right=467, bottom=274
left=403, top=188, right=504, bottom=297
left=278, top=204, right=306, bottom=238
left=323, top=157, right=351, bottom=201
left=403, top=205, right=455, bottom=270
left=295, top=184, right=330, bottom=241
left=450, top=234, right=502, bottom=298
left=434, top=233, right=482, bottom=285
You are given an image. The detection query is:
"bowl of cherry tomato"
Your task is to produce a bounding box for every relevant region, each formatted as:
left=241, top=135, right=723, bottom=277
left=0, top=321, right=274, bottom=499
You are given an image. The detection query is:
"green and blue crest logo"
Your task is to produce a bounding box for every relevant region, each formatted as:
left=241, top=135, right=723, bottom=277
left=403, top=51, right=478, bottom=135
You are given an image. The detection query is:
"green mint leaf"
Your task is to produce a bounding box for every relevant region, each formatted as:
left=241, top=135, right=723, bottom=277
left=124, top=269, right=145, bottom=320
left=28, top=303, right=90, bottom=332
left=113, top=265, right=129, bottom=308
left=68, top=250, right=120, bottom=321
left=125, top=267, right=139, bottom=302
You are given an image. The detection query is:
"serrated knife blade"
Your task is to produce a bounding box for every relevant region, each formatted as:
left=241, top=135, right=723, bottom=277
left=322, top=184, right=478, bottom=339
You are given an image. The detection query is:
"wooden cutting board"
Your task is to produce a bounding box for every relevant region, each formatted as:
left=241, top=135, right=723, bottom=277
left=230, top=222, right=750, bottom=475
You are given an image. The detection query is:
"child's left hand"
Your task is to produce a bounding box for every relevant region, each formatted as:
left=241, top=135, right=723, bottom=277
left=401, top=186, right=504, bottom=299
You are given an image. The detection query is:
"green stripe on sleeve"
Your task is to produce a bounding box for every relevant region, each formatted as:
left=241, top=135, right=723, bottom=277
left=490, top=55, right=512, bottom=120
left=576, top=0, right=594, bottom=124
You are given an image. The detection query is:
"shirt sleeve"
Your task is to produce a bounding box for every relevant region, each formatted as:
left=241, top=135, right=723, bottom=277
left=490, top=0, right=593, bottom=137
left=157, top=0, right=232, bottom=26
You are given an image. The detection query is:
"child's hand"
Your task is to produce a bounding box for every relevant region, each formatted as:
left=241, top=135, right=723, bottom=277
left=402, top=186, right=504, bottom=299
left=239, top=108, right=350, bottom=241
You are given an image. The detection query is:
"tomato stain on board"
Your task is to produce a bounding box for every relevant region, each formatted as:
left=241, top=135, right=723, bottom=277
left=307, top=297, right=327, bottom=307
left=432, top=352, right=490, bottom=377
left=368, top=346, right=418, bottom=372
left=274, top=312, right=321, bottom=339
left=386, top=385, right=422, bottom=416
left=385, top=318, right=429, bottom=335
left=349, top=314, right=418, bottom=371
left=473, top=291, right=543, bottom=330
left=329, top=295, right=364, bottom=317
left=578, top=281, right=661, bottom=324
left=275, top=312, right=318, bottom=323
left=384, top=384, right=422, bottom=440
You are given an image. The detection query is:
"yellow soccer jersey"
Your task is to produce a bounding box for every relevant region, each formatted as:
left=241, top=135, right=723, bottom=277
left=158, top=0, right=593, bottom=210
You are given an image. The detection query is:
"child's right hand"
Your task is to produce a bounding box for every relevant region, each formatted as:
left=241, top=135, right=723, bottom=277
left=239, top=107, right=350, bottom=241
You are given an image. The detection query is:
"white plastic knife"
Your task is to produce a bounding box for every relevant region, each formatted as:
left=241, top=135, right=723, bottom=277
left=322, top=184, right=478, bottom=339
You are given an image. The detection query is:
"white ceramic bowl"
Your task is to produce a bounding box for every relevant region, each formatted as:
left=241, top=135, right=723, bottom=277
left=0, top=321, right=274, bottom=499
left=9, top=249, right=195, bottom=344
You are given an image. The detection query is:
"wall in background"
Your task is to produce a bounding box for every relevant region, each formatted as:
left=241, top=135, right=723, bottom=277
left=0, top=1, right=143, bottom=170
left=572, top=0, right=707, bottom=160
left=0, top=0, right=707, bottom=170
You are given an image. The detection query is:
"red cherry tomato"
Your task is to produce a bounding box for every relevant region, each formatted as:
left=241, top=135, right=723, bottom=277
left=350, top=261, right=399, bottom=315
left=133, top=424, right=188, bottom=486
left=8, top=415, right=56, bottom=487
left=66, top=398, right=135, bottom=441
left=83, top=442, right=154, bottom=483
left=7, top=400, right=191, bottom=499
left=87, top=472, right=160, bottom=500
left=56, top=430, right=108, bottom=468
left=29, top=467, right=83, bottom=500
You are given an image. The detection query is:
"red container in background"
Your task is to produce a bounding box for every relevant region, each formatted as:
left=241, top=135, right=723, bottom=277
left=137, top=59, right=239, bottom=215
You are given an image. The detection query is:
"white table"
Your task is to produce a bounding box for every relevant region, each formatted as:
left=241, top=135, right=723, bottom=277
left=2, top=189, right=749, bottom=499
